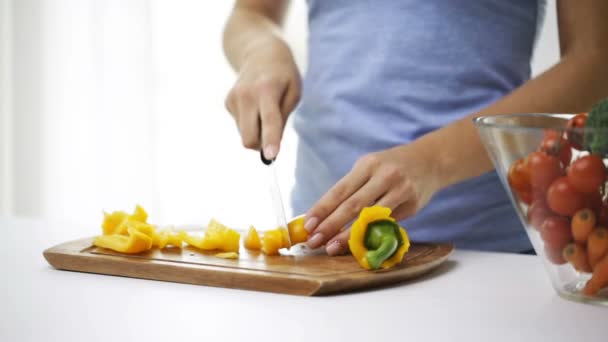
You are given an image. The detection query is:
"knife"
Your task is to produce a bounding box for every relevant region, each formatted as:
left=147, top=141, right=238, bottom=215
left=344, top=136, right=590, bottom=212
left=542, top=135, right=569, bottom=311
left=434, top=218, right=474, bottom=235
left=260, top=150, right=292, bottom=249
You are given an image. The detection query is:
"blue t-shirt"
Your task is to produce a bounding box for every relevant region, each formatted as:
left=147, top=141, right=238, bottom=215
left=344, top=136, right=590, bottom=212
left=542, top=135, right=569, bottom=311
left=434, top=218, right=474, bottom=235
left=291, top=0, right=546, bottom=252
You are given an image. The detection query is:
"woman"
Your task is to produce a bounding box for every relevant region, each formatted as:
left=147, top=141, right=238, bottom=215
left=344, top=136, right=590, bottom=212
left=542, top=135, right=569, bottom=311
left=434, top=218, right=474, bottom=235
left=222, top=1, right=608, bottom=256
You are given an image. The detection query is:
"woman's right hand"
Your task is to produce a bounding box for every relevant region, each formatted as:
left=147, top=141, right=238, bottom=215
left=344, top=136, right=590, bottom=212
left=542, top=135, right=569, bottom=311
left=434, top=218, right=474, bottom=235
left=224, top=39, right=301, bottom=160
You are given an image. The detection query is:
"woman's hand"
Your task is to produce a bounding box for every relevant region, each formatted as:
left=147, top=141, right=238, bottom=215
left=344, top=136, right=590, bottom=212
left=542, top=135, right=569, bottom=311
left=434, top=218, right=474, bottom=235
left=303, top=143, right=442, bottom=256
left=224, top=39, right=301, bottom=159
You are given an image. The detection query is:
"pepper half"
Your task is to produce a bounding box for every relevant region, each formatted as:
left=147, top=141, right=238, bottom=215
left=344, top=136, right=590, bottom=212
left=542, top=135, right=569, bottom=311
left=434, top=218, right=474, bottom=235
left=348, top=206, right=410, bottom=270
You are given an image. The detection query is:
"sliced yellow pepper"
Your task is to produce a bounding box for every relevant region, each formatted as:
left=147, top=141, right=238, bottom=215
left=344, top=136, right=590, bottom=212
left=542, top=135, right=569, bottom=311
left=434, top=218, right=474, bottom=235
left=152, top=228, right=182, bottom=249
left=101, top=210, right=128, bottom=235
left=262, top=229, right=284, bottom=256
left=130, top=204, right=148, bottom=222
left=348, top=206, right=410, bottom=270
left=179, top=219, right=240, bottom=253
left=244, top=226, right=262, bottom=250
left=102, top=204, right=151, bottom=236
left=214, top=252, right=239, bottom=259
left=287, top=216, right=308, bottom=244
left=94, top=226, right=153, bottom=254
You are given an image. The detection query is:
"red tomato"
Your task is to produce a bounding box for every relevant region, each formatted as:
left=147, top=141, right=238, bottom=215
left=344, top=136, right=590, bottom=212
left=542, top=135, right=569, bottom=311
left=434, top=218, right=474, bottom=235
left=540, top=133, right=572, bottom=167
left=544, top=244, right=567, bottom=265
left=585, top=191, right=604, bottom=216
left=508, top=158, right=531, bottom=193
left=567, top=155, right=607, bottom=194
left=540, top=216, right=573, bottom=250
left=528, top=151, right=563, bottom=192
left=527, top=200, right=554, bottom=230
left=599, top=201, right=608, bottom=227
left=546, top=177, right=586, bottom=216
left=565, top=113, right=587, bottom=150
left=516, top=190, right=533, bottom=205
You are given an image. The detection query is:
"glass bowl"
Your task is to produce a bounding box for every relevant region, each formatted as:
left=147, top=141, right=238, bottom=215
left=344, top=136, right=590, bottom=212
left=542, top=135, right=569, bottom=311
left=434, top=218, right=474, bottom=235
left=474, top=113, right=608, bottom=306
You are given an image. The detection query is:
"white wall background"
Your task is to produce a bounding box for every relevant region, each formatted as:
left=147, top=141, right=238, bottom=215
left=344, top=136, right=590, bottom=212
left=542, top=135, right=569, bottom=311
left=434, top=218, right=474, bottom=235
left=0, top=1, right=558, bottom=233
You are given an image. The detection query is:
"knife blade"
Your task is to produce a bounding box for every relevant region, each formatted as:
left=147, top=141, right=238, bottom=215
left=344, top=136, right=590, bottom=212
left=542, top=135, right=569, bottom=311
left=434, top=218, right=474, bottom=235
left=260, top=150, right=292, bottom=249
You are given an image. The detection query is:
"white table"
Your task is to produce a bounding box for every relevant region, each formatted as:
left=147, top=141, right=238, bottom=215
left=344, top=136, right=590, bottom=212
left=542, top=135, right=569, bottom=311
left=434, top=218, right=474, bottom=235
left=1, top=216, right=606, bottom=342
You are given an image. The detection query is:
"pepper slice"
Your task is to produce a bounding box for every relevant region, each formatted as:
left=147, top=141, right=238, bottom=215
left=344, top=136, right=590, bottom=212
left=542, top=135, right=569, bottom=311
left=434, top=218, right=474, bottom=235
left=94, top=226, right=153, bottom=254
left=179, top=219, right=240, bottom=253
left=244, top=226, right=262, bottom=250
left=348, top=206, right=410, bottom=270
left=287, top=216, right=308, bottom=244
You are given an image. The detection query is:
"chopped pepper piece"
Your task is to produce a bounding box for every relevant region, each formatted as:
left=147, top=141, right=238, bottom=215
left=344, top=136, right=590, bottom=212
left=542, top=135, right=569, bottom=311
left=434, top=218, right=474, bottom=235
left=287, top=216, right=308, bottom=244
left=244, top=226, right=262, bottom=250
left=102, top=204, right=151, bottom=236
left=179, top=219, right=240, bottom=253
left=214, top=252, right=239, bottom=259
left=130, top=204, right=148, bottom=222
left=94, top=226, right=153, bottom=254
left=348, top=206, right=410, bottom=270
left=262, top=229, right=284, bottom=256
left=101, top=210, right=128, bottom=235
left=152, top=228, right=182, bottom=249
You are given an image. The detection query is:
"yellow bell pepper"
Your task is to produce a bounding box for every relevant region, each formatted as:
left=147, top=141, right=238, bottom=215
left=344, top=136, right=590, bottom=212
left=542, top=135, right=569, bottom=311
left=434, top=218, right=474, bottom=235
left=179, top=219, right=240, bottom=253
left=152, top=228, right=182, bottom=249
left=244, top=226, right=262, bottom=250
left=348, top=206, right=410, bottom=270
left=101, top=210, right=128, bottom=235
left=94, top=226, right=153, bottom=254
left=130, top=204, right=148, bottom=222
left=102, top=204, right=151, bottom=236
left=262, top=228, right=284, bottom=256
left=214, top=252, right=239, bottom=259
left=287, top=216, right=308, bottom=244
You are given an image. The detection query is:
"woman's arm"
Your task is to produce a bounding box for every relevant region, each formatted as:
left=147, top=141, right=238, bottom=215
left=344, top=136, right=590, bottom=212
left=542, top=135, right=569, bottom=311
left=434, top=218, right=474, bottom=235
left=304, top=0, right=608, bottom=255
left=223, top=0, right=301, bottom=159
left=223, top=0, right=289, bottom=70
left=428, top=0, right=608, bottom=190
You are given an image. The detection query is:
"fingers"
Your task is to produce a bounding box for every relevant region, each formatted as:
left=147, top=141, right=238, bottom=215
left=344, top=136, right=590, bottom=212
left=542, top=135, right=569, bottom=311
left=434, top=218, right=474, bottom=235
left=374, top=179, right=416, bottom=214
left=280, top=78, right=301, bottom=117
left=306, top=170, right=390, bottom=249
left=225, top=77, right=290, bottom=157
left=304, top=157, right=374, bottom=234
left=259, top=83, right=284, bottom=160
left=391, top=200, right=419, bottom=221
left=325, top=229, right=351, bottom=256
left=235, top=90, right=261, bottom=149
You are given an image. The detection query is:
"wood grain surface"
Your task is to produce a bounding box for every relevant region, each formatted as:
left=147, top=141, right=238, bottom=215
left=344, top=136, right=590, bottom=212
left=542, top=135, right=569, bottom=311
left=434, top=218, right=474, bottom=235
left=44, top=237, right=454, bottom=296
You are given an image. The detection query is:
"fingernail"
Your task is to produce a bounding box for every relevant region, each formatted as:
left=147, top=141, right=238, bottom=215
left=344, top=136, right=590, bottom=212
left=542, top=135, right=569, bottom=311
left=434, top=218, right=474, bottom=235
left=306, top=233, right=324, bottom=249
left=304, top=216, right=318, bottom=232
left=263, top=144, right=277, bottom=160
left=326, top=240, right=344, bottom=256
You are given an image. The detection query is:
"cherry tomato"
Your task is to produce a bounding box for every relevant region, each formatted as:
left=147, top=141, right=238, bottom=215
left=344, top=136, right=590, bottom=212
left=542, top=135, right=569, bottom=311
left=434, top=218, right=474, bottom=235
left=544, top=244, right=567, bottom=265
left=565, top=113, right=587, bottom=150
left=540, top=134, right=572, bottom=167
left=567, top=155, right=607, bottom=194
left=516, top=190, right=533, bottom=205
left=508, top=158, right=531, bottom=193
left=585, top=191, right=604, bottom=216
left=540, top=216, right=573, bottom=250
left=527, top=199, right=553, bottom=230
left=528, top=151, right=563, bottom=192
left=546, top=177, right=586, bottom=216
left=599, top=201, right=608, bottom=227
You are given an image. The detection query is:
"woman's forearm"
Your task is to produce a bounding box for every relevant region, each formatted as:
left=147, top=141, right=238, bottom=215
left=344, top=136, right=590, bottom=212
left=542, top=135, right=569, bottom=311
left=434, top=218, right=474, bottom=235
left=222, top=1, right=290, bottom=72
left=418, top=51, right=608, bottom=190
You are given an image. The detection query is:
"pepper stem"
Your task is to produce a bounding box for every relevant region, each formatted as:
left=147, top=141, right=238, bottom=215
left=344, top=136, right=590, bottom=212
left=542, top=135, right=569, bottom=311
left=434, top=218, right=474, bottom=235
left=364, top=220, right=401, bottom=270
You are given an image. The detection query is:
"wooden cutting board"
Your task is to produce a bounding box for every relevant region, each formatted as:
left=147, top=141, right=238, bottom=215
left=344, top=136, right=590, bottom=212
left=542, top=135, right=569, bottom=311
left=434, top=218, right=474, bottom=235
left=44, top=236, right=453, bottom=296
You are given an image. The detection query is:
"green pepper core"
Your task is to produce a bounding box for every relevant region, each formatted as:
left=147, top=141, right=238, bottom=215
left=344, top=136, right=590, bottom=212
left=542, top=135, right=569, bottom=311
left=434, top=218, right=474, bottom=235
left=364, top=220, right=404, bottom=270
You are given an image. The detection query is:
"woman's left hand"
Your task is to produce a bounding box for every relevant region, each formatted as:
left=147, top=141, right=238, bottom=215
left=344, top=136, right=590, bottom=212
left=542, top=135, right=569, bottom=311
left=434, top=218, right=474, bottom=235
left=303, top=143, right=442, bottom=256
